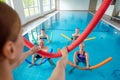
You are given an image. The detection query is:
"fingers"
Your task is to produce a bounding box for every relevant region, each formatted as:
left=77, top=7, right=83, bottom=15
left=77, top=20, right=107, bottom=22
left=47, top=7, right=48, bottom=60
left=73, top=64, right=77, bottom=67
left=61, top=47, right=68, bottom=55
left=31, top=46, right=40, bottom=53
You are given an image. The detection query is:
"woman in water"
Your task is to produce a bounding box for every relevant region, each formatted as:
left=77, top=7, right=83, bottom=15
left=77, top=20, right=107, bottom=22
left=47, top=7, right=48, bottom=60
left=72, top=28, right=80, bottom=40
left=30, top=39, right=55, bottom=67
left=69, top=43, right=90, bottom=73
left=0, top=2, right=68, bottom=80
left=38, top=29, right=50, bottom=42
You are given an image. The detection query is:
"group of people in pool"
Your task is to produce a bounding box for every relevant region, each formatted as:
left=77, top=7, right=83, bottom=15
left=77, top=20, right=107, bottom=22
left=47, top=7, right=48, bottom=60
left=30, top=26, right=90, bottom=70
left=29, top=29, right=55, bottom=67
left=71, top=28, right=90, bottom=72
left=0, top=2, right=90, bottom=80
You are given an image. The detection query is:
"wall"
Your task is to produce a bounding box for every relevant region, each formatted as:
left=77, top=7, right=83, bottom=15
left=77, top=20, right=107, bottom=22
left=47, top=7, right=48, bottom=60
left=12, top=0, right=26, bottom=24
left=59, top=0, right=90, bottom=10
left=112, top=0, right=120, bottom=16
left=89, top=0, right=97, bottom=11
left=96, top=0, right=114, bottom=16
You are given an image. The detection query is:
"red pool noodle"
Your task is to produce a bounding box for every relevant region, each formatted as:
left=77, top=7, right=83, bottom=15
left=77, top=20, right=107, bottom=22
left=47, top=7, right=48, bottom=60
left=23, top=0, right=112, bottom=58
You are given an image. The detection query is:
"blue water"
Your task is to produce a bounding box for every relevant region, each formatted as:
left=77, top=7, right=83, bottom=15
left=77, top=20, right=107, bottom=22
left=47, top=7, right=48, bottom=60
left=12, top=11, right=120, bottom=80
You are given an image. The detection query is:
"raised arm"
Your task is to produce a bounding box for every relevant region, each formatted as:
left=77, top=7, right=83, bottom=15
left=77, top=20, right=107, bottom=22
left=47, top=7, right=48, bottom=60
left=85, top=52, right=89, bottom=68
left=73, top=52, right=77, bottom=66
left=38, top=35, right=40, bottom=41
left=49, top=47, right=68, bottom=80
left=46, top=35, right=50, bottom=42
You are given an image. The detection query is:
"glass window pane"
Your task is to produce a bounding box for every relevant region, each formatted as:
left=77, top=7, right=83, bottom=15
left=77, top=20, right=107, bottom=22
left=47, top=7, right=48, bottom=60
left=0, top=0, right=6, bottom=3
left=29, top=7, right=35, bottom=16
left=34, top=0, right=38, bottom=6
left=22, top=0, right=40, bottom=17
left=22, top=0, right=28, bottom=8
left=24, top=8, right=29, bottom=17
left=28, top=0, right=34, bottom=7
left=52, top=0, right=55, bottom=9
left=35, top=7, right=39, bottom=14
left=43, top=0, right=50, bottom=12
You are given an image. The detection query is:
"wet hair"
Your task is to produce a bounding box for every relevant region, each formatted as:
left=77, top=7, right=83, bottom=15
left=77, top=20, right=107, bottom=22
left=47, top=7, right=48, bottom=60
left=0, top=2, right=21, bottom=52
left=76, top=28, right=79, bottom=30
left=79, top=43, right=85, bottom=47
left=41, top=29, right=45, bottom=31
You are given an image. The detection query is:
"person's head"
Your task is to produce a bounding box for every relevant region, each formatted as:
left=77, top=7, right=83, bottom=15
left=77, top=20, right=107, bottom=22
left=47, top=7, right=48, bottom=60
left=79, top=43, right=84, bottom=50
left=75, top=28, right=80, bottom=34
left=0, top=2, right=23, bottom=65
left=40, top=29, right=45, bottom=34
left=39, top=39, right=44, bottom=47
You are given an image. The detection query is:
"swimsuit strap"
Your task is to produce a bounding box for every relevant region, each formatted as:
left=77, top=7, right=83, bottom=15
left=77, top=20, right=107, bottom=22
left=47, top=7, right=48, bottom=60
left=77, top=50, right=85, bottom=56
left=83, top=51, right=85, bottom=56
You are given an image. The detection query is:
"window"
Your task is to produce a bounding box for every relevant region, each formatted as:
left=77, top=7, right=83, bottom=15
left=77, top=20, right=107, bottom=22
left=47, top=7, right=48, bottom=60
left=0, top=0, right=14, bottom=8
left=0, top=0, right=6, bottom=3
left=22, top=0, right=40, bottom=17
left=43, top=0, right=50, bottom=12
left=51, top=0, right=55, bottom=9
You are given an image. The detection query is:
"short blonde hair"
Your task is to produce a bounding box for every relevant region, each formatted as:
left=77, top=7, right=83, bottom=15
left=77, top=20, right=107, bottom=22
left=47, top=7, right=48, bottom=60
left=79, top=43, right=85, bottom=47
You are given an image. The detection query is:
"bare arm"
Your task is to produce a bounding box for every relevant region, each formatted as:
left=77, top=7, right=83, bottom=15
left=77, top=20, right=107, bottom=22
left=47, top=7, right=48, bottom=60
left=46, top=35, right=50, bottom=42
left=72, top=34, right=74, bottom=37
left=38, top=35, right=42, bottom=41
left=49, top=47, right=68, bottom=80
left=11, top=50, right=33, bottom=69
left=38, top=36, right=40, bottom=40
left=73, top=52, right=77, bottom=66
left=11, top=46, right=40, bottom=70
left=85, top=52, right=89, bottom=68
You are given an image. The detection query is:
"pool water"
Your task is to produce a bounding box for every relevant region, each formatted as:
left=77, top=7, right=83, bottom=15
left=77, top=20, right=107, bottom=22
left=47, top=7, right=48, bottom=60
left=12, top=11, right=120, bottom=80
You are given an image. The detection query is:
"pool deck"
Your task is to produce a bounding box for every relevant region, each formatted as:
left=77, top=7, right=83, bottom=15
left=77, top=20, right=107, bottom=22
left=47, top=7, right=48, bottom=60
left=90, top=11, right=120, bottom=31
left=22, top=11, right=58, bottom=35
left=23, top=11, right=120, bottom=35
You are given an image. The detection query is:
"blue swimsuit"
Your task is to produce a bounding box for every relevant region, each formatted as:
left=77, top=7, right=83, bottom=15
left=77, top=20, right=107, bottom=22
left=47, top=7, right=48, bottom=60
left=77, top=51, right=86, bottom=63
left=39, top=36, right=47, bottom=40
left=71, top=36, right=79, bottom=40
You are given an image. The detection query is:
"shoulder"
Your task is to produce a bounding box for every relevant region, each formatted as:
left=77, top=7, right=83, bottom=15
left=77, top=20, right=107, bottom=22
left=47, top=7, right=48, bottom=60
left=45, top=46, right=48, bottom=50
left=46, top=34, right=48, bottom=37
left=85, top=52, right=88, bottom=56
left=72, top=34, right=75, bottom=36
left=75, top=51, right=79, bottom=54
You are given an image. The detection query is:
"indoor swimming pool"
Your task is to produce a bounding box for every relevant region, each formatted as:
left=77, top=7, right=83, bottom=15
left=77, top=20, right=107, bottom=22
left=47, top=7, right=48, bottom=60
left=12, top=11, right=120, bottom=80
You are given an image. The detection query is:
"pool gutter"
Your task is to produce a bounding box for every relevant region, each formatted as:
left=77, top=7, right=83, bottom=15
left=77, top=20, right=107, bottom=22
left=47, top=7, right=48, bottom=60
left=89, top=11, right=120, bottom=31
left=22, top=11, right=59, bottom=35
